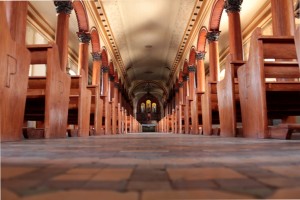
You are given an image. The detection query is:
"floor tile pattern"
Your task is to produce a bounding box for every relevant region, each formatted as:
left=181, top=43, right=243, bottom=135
left=2, top=133, right=300, bottom=199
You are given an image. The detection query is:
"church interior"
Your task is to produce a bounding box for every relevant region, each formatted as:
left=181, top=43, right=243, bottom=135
left=1, top=0, right=300, bottom=199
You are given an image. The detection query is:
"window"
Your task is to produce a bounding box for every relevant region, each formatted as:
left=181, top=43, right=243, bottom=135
left=141, top=103, right=145, bottom=113
left=146, top=100, right=151, bottom=112
left=152, top=103, right=157, bottom=113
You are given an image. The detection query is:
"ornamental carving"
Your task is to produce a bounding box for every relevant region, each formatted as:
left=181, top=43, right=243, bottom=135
left=109, top=75, right=115, bottom=81
left=225, top=0, right=243, bottom=13
left=196, top=52, right=206, bottom=60
left=54, top=1, right=73, bottom=14
left=179, top=82, right=184, bottom=87
left=206, top=31, right=220, bottom=42
left=101, top=66, right=109, bottom=73
left=91, top=52, right=102, bottom=61
left=114, top=83, right=119, bottom=88
left=77, top=31, right=91, bottom=43
left=188, top=65, right=196, bottom=72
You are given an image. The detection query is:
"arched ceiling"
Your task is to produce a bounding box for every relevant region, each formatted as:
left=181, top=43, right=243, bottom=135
left=98, top=0, right=202, bottom=100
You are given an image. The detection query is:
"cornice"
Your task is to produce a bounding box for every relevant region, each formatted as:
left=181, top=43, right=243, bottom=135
left=167, top=0, right=214, bottom=88
left=85, top=1, right=129, bottom=90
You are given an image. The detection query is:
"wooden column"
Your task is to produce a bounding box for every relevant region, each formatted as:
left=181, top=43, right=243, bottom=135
left=196, top=52, right=206, bottom=93
left=207, top=31, right=220, bottom=81
left=54, top=1, right=73, bottom=72
left=183, top=75, right=189, bottom=134
left=225, top=0, right=243, bottom=60
left=77, top=32, right=90, bottom=79
left=112, top=75, right=119, bottom=134
left=101, top=65, right=110, bottom=135
left=271, top=0, right=295, bottom=36
left=91, top=52, right=102, bottom=85
left=188, top=65, right=197, bottom=134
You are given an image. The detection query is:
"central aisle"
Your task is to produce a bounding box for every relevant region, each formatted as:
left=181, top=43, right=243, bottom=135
left=2, top=133, right=300, bottom=199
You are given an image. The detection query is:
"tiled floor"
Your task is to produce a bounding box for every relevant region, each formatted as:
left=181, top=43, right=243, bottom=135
left=2, top=133, right=300, bottom=199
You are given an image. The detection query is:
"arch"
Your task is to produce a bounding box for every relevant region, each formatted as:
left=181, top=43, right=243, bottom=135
left=114, top=71, right=119, bottom=83
left=72, top=0, right=89, bottom=32
left=183, top=59, right=189, bottom=76
left=109, top=60, right=115, bottom=77
left=101, top=48, right=108, bottom=66
left=90, top=27, right=101, bottom=53
left=130, top=80, right=168, bottom=97
left=188, top=46, right=196, bottom=66
left=179, top=71, right=184, bottom=83
left=197, top=26, right=208, bottom=52
left=208, top=0, right=225, bottom=31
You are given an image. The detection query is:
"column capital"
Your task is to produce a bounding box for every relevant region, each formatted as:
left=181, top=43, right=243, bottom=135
left=102, top=66, right=109, bottom=73
left=196, top=51, right=206, bottom=60
left=183, top=75, right=189, bottom=81
left=77, top=31, right=91, bottom=43
left=225, top=0, right=243, bottom=13
left=179, top=82, right=184, bottom=87
left=207, top=31, right=220, bottom=43
left=188, top=65, right=196, bottom=72
left=91, top=52, right=102, bottom=61
left=109, top=75, right=115, bottom=81
left=54, top=1, right=73, bottom=14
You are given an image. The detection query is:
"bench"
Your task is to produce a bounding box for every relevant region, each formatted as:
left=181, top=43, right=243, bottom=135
left=68, top=71, right=91, bottom=137
left=217, top=55, right=245, bottom=137
left=24, top=44, right=70, bottom=139
left=0, top=2, right=31, bottom=141
left=237, top=27, right=300, bottom=139
left=201, top=80, right=220, bottom=135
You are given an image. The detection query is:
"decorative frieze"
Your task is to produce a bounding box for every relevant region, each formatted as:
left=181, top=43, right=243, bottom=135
left=77, top=31, right=91, bottom=43
left=225, top=0, right=243, bottom=13
left=54, top=1, right=73, bottom=14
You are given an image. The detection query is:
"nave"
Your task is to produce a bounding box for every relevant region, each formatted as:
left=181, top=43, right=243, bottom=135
left=2, top=133, right=300, bottom=199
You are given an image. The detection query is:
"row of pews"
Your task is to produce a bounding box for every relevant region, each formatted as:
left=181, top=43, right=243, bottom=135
left=0, top=1, right=141, bottom=142
left=158, top=0, right=300, bottom=139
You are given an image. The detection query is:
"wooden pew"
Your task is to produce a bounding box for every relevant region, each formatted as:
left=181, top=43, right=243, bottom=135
left=238, top=27, right=300, bottom=139
left=87, top=84, right=103, bottom=135
left=0, top=2, right=30, bottom=141
left=201, top=80, right=220, bottom=135
left=217, top=55, right=244, bottom=137
left=24, top=44, right=70, bottom=139
left=68, top=71, right=91, bottom=137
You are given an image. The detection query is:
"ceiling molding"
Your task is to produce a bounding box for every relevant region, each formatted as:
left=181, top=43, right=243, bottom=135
left=86, top=1, right=129, bottom=90
left=167, top=0, right=213, bottom=88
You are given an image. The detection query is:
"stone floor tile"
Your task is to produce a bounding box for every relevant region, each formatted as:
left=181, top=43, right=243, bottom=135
left=1, top=188, right=21, bottom=200
left=261, top=165, right=300, bottom=178
left=1, top=167, right=37, bottom=179
left=66, top=168, right=100, bottom=174
left=269, top=187, right=300, bottom=199
left=83, top=180, right=127, bottom=191
left=141, top=189, right=254, bottom=200
left=90, top=168, right=133, bottom=181
left=21, top=190, right=139, bottom=200
left=130, top=169, right=169, bottom=182
left=171, top=180, right=218, bottom=190
left=258, top=177, right=300, bottom=188
left=167, top=167, right=247, bottom=180
left=127, top=181, right=171, bottom=191
left=215, top=178, right=266, bottom=189
left=51, top=174, right=93, bottom=181
left=224, top=187, right=274, bottom=199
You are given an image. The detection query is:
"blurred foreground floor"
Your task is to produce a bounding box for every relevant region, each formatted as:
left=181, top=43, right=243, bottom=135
left=2, top=133, right=300, bottom=199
